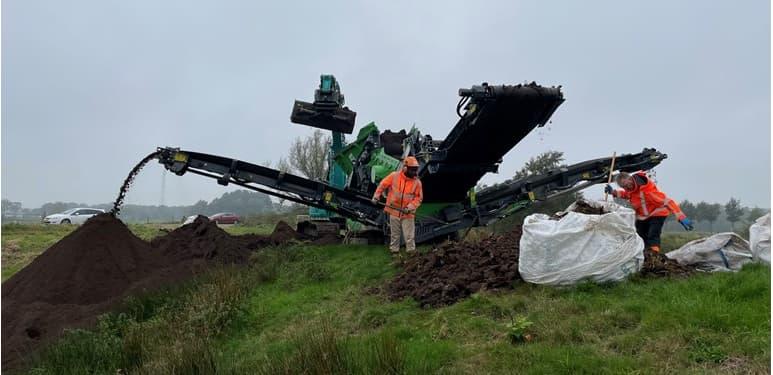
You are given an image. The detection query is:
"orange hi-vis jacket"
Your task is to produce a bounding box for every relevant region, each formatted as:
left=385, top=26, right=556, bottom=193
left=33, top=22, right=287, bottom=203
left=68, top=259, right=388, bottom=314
left=374, top=171, right=423, bottom=219
left=614, top=171, right=686, bottom=221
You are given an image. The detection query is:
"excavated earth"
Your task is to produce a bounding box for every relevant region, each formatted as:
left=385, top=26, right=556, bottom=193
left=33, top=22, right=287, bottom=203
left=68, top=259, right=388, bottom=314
left=640, top=248, right=696, bottom=277
left=387, top=200, right=697, bottom=307
left=551, top=199, right=606, bottom=220
left=1, top=214, right=308, bottom=370
left=387, top=227, right=523, bottom=307
left=571, top=200, right=607, bottom=215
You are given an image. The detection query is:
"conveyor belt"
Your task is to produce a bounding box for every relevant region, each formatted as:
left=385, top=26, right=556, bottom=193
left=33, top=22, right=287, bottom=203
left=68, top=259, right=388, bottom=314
left=420, top=83, right=564, bottom=202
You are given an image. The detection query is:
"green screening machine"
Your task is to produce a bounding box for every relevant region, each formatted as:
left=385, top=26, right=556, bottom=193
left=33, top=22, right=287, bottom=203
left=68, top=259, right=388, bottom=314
left=156, top=75, right=667, bottom=243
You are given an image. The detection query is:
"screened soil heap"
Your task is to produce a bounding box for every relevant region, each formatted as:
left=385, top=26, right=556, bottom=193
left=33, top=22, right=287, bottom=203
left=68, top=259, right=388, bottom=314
left=387, top=227, right=523, bottom=307
left=151, top=215, right=253, bottom=264
left=1, top=214, right=305, bottom=370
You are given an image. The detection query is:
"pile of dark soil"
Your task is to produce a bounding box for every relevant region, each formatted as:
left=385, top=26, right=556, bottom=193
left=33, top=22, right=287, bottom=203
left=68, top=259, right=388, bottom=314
left=269, top=221, right=308, bottom=244
left=550, top=200, right=606, bottom=220
left=640, top=248, right=695, bottom=277
left=3, top=215, right=160, bottom=307
left=241, top=220, right=313, bottom=249
left=2, top=215, right=163, bottom=369
left=1, top=214, right=307, bottom=370
left=387, top=227, right=522, bottom=307
left=571, top=200, right=606, bottom=215
left=151, top=215, right=252, bottom=264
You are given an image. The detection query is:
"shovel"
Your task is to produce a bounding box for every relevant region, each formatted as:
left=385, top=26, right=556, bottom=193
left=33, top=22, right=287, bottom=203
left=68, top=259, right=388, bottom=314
left=604, top=152, right=617, bottom=202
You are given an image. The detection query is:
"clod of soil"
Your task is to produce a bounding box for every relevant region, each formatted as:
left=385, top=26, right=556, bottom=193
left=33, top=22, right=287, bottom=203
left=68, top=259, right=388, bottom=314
left=387, top=227, right=522, bottom=307
left=1, top=214, right=308, bottom=370
left=640, top=248, right=695, bottom=277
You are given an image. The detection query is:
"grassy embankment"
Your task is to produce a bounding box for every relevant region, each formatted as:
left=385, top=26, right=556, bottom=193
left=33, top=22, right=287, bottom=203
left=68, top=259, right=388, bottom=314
left=2, top=224, right=769, bottom=374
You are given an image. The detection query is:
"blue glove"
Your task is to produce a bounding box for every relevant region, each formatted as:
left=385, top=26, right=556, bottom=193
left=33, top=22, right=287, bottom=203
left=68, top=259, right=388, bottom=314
left=604, top=184, right=614, bottom=195
left=679, top=217, right=694, bottom=231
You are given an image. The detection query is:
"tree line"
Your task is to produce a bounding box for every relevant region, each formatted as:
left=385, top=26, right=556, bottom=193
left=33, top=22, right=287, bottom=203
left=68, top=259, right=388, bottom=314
left=2, top=190, right=277, bottom=223
left=675, top=198, right=768, bottom=233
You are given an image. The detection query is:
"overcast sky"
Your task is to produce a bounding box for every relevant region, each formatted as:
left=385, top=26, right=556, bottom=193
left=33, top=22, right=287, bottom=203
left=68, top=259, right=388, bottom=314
left=2, top=0, right=770, bottom=209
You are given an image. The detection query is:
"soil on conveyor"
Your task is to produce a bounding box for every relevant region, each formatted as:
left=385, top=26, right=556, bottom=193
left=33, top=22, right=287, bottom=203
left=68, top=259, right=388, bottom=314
left=1, top=214, right=306, bottom=370
left=387, top=227, right=523, bottom=308
left=640, top=248, right=695, bottom=277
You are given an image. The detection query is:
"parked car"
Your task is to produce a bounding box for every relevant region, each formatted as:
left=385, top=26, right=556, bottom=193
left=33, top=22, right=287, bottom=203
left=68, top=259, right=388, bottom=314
left=43, top=208, right=105, bottom=224
left=209, top=212, right=240, bottom=225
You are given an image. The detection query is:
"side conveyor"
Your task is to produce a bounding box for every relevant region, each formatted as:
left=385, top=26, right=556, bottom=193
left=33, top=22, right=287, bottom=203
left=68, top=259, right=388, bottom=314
left=156, top=146, right=667, bottom=244
left=155, top=147, right=384, bottom=226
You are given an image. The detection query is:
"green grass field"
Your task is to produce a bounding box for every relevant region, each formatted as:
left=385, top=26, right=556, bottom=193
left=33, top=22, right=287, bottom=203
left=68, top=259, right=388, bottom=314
left=2, top=224, right=769, bottom=374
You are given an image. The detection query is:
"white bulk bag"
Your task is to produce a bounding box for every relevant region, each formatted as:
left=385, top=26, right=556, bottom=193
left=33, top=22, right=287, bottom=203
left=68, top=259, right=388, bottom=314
left=749, top=213, right=770, bottom=264
left=666, top=233, right=752, bottom=272
left=518, top=200, right=644, bottom=286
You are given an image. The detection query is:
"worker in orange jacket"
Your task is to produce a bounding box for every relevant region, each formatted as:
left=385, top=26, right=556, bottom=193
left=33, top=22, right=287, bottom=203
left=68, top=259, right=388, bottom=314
left=372, top=156, right=423, bottom=257
left=606, top=171, right=694, bottom=253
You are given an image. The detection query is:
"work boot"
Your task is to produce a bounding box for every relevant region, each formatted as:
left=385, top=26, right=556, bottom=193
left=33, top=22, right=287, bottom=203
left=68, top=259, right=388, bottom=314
left=390, top=252, right=403, bottom=266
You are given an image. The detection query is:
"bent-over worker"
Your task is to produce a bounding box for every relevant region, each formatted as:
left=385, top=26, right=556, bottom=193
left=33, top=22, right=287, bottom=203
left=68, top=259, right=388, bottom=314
left=372, top=156, right=423, bottom=258
left=606, top=171, right=694, bottom=253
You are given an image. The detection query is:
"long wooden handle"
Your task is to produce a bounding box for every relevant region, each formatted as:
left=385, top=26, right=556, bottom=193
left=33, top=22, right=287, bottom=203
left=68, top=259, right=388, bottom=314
left=604, top=152, right=617, bottom=202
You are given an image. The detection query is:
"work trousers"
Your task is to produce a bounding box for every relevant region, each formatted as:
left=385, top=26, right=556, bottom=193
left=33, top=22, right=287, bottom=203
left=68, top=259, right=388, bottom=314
left=389, top=215, right=415, bottom=254
left=635, top=216, right=666, bottom=248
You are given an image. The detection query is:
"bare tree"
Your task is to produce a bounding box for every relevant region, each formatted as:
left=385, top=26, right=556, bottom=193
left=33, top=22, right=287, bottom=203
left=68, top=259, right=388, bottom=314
left=274, top=158, right=294, bottom=207
left=276, top=158, right=293, bottom=174
left=286, top=130, right=330, bottom=180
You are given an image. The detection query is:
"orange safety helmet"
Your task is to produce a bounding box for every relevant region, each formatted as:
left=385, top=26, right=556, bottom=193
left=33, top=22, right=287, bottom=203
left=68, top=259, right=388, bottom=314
left=403, top=156, right=419, bottom=167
